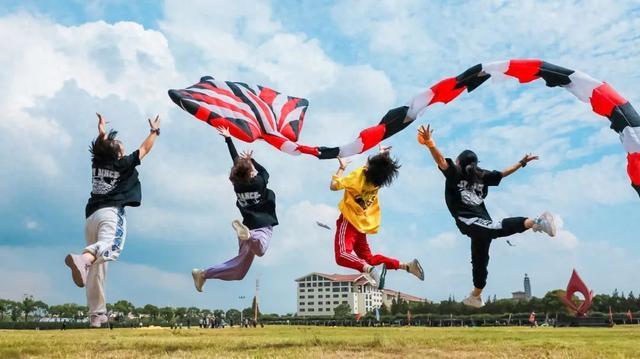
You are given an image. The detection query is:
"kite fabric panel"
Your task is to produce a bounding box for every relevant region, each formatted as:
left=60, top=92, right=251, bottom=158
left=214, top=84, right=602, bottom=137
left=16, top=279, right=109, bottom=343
left=167, top=76, right=312, bottom=155
left=168, top=60, right=640, bottom=197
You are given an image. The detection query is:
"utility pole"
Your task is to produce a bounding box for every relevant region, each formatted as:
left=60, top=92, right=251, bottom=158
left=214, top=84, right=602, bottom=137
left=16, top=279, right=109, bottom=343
left=254, top=277, right=260, bottom=322
left=239, top=295, right=245, bottom=326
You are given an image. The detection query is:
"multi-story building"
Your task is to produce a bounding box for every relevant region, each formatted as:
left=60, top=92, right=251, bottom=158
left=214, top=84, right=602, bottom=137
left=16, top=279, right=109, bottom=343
left=380, top=289, right=427, bottom=309
left=511, top=291, right=528, bottom=301
left=295, top=272, right=426, bottom=317
left=512, top=273, right=533, bottom=301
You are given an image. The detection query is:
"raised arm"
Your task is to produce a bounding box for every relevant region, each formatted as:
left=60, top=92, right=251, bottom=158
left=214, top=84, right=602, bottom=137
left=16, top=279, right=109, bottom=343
left=96, top=113, right=107, bottom=138
left=501, top=153, right=538, bottom=178
left=417, top=125, right=448, bottom=171
left=330, top=157, right=350, bottom=191
left=138, top=115, right=161, bottom=160
left=216, top=126, right=239, bottom=162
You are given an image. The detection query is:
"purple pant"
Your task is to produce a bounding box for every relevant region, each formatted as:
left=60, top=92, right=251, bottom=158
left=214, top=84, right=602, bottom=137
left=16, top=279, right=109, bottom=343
left=204, top=226, right=273, bottom=281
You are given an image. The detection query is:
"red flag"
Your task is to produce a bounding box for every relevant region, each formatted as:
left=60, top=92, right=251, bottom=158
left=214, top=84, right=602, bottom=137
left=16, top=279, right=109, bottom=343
left=355, top=313, right=362, bottom=322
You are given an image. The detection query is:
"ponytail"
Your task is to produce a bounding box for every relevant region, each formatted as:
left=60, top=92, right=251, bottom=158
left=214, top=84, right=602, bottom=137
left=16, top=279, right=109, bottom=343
left=456, top=149, right=485, bottom=183
left=464, top=162, right=485, bottom=183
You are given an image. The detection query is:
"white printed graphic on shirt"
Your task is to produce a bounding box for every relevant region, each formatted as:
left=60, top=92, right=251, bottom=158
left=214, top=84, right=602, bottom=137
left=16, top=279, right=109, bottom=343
left=92, top=168, right=120, bottom=195
left=237, top=191, right=261, bottom=207
left=457, top=180, right=484, bottom=206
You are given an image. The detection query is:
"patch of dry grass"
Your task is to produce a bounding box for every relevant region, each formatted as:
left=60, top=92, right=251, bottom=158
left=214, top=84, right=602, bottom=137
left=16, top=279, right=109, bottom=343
left=0, top=325, right=638, bottom=358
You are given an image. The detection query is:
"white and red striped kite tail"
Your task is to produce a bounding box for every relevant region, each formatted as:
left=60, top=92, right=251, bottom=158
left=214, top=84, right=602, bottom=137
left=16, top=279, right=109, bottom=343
left=316, top=59, right=640, bottom=196
left=482, top=59, right=640, bottom=197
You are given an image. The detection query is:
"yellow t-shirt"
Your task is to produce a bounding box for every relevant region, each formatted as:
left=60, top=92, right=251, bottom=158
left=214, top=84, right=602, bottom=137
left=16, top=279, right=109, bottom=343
left=333, top=167, right=380, bottom=234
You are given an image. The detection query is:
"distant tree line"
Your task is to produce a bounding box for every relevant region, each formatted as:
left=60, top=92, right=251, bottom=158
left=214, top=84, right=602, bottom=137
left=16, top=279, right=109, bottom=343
left=1, top=288, right=639, bottom=324
left=0, top=295, right=274, bottom=325
left=378, top=289, right=640, bottom=317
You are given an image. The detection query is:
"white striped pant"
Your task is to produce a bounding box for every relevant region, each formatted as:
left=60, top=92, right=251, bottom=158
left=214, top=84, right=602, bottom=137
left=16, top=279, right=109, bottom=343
left=83, top=207, right=127, bottom=315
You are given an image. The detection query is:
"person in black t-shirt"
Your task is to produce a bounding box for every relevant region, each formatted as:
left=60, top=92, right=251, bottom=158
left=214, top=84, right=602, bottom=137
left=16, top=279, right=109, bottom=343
left=65, top=113, right=160, bottom=327
left=417, top=124, right=557, bottom=309
left=191, top=126, right=278, bottom=292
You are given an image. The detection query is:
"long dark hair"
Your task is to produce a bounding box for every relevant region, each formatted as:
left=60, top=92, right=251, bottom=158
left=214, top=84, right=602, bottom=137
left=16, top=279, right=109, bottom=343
left=89, top=130, right=120, bottom=163
left=457, top=150, right=485, bottom=183
left=364, top=153, right=401, bottom=187
left=229, top=158, right=253, bottom=186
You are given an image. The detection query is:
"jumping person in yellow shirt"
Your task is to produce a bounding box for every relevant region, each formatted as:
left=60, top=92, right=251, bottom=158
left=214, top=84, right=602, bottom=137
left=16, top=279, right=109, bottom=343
left=330, top=145, right=424, bottom=289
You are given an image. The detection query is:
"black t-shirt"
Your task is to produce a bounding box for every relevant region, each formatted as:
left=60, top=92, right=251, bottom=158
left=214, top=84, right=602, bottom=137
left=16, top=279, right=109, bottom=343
left=226, top=138, right=278, bottom=229
left=440, top=158, right=502, bottom=221
left=85, top=150, right=141, bottom=218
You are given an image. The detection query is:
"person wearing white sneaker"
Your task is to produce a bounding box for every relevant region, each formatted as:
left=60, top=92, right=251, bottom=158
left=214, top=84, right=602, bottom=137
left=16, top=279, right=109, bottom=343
left=191, top=127, right=278, bottom=291
left=462, top=291, right=485, bottom=309
left=329, top=145, right=425, bottom=289
left=90, top=314, right=109, bottom=328
left=65, top=113, right=160, bottom=321
left=417, top=125, right=556, bottom=308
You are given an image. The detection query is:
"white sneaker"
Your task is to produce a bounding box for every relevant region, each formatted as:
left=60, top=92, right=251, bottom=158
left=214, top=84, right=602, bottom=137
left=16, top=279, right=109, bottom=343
left=462, top=292, right=485, bottom=308
left=232, top=220, right=251, bottom=240
left=533, top=211, right=557, bottom=237
left=192, top=269, right=205, bottom=292
left=65, top=254, right=90, bottom=288
left=90, top=314, right=108, bottom=328
left=406, top=259, right=424, bottom=281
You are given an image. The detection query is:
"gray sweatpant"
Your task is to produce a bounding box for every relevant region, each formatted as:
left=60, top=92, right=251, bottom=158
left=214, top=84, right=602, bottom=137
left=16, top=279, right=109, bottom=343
left=83, top=207, right=127, bottom=315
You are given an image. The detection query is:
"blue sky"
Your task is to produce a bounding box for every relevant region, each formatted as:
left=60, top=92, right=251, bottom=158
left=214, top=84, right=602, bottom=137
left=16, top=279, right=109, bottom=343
left=0, top=0, right=639, bottom=313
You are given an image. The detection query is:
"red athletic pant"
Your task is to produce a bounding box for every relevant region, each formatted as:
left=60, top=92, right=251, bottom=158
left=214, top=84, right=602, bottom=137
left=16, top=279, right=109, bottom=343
left=334, top=215, right=400, bottom=272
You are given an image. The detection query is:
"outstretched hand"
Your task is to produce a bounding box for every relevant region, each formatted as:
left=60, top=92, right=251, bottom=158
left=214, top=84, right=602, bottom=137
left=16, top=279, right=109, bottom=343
left=240, top=150, right=253, bottom=160
left=337, top=156, right=351, bottom=170
left=216, top=126, right=231, bottom=138
left=417, top=124, right=433, bottom=145
left=148, top=115, right=161, bottom=132
left=521, top=153, right=539, bottom=165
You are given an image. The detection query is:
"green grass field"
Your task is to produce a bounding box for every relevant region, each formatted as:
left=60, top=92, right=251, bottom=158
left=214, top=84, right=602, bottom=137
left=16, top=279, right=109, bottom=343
left=1, top=325, right=639, bottom=358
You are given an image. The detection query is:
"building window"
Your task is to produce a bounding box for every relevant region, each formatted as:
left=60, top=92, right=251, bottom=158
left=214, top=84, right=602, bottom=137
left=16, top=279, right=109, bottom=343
left=308, top=302, right=314, bottom=305
left=300, top=289, right=305, bottom=292
left=326, top=301, right=330, bottom=305
left=333, top=294, right=339, bottom=298
left=299, top=296, right=305, bottom=299
left=341, top=288, right=348, bottom=292
left=300, top=309, right=305, bottom=312
left=333, top=288, right=340, bottom=292
left=333, top=282, right=339, bottom=287
left=299, top=302, right=305, bottom=305
left=342, top=294, right=348, bottom=298
left=318, top=295, right=323, bottom=298
left=333, top=301, right=339, bottom=304
left=342, top=301, right=348, bottom=304
left=308, top=289, right=314, bottom=292
left=319, top=308, right=323, bottom=311
left=308, top=308, right=315, bottom=312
